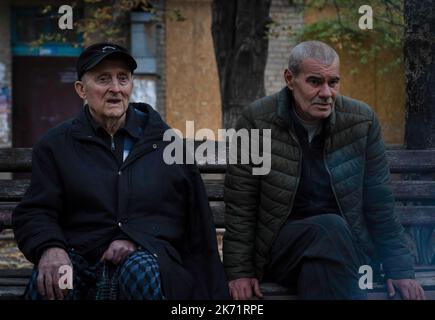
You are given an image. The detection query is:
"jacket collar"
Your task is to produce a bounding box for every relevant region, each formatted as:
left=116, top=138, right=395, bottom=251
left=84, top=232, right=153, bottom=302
left=84, top=104, right=142, bottom=140
left=276, top=86, right=294, bottom=129
left=72, top=102, right=168, bottom=142
left=275, top=86, right=336, bottom=136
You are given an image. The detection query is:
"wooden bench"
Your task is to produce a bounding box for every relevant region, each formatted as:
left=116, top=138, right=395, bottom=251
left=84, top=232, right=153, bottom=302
left=0, top=146, right=434, bottom=299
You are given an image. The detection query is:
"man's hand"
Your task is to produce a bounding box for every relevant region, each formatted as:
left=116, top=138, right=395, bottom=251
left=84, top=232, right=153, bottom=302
left=100, top=240, right=137, bottom=265
left=37, top=247, right=72, bottom=300
left=386, top=278, right=426, bottom=300
left=228, top=278, right=263, bottom=300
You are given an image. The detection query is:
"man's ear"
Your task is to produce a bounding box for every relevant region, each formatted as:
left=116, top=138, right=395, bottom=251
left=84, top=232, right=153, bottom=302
left=74, top=80, right=86, bottom=99
left=284, top=69, right=294, bottom=90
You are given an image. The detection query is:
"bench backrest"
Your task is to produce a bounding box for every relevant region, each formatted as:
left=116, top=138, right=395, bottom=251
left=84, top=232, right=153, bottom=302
left=0, top=146, right=434, bottom=264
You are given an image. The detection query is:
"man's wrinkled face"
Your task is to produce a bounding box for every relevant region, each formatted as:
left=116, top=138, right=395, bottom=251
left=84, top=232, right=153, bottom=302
left=75, top=57, right=133, bottom=121
left=284, top=58, right=340, bottom=121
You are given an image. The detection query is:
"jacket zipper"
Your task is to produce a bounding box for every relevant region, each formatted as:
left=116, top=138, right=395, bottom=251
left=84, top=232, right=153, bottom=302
left=120, top=141, right=160, bottom=171
left=110, top=135, right=115, bottom=151
left=323, top=140, right=344, bottom=217
left=83, top=135, right=119, bottom=164
left=287, top=129, right=303, bottom=220
left=261, top=129, right=302, bottom=279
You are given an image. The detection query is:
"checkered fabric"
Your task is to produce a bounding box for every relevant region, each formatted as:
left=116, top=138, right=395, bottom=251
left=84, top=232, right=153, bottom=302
left=117, top=250, right=164, bottom=300
left=23, top=250, right=164, bottom=300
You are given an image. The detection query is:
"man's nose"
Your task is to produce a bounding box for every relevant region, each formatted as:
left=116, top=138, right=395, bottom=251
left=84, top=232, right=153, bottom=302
left=318, top=83, right=332, bottom=98
left=109, top=80, right=121, bottom=93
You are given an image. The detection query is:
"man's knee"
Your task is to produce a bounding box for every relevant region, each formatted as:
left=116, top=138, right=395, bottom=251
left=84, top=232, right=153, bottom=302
left=298, top=258, right=365, bottom=299
left=118, top=251, right=163, bottom=300
left=119, top=251, right=159, bottom=278
left=302, top=214, right=361, bottom=266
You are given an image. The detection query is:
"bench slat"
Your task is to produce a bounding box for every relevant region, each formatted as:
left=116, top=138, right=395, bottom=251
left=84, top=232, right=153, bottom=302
left=386, top=149, right=435, bottom=173
left=0, top=273, right=433, bottom=299
left=1, top=148, right=435, bottom=173
left=0, top=286, right=24, bottom=299
left=396, top=206, right=435, bottom=225
left=0, top=278, right=29, bottom=286
left=0, top=180, right=30, bottom=201
left=392, top=181, right=435, bottom=201
left=258, top=272, right=435, bottom=295
left=0, top=269, right=32, bottom=278
left=206, top=180, right=435, bottom=202
left=0, top=148, right=32, bottom=173
left=2, top=179, right=435, bottom=202
left=0, top=203, right=15, bottom=229
left=1, top=202, right=434, bottom=230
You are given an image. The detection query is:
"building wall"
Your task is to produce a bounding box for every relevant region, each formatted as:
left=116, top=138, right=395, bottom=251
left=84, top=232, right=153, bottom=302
left=165, top=0, right=221, bottom=139
left=264, top=0, right=304, bottom=96
left=156, top=1, right=167, bottom=120
left=0, top=0, right=82, bottom=148
left=0, top=0, right=169, bottom=145
left=336, top=47, right=405, bottom=145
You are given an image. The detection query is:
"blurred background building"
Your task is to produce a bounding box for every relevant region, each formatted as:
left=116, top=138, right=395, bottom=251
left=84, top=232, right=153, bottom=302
left=0, top=0, right=405, bottom=148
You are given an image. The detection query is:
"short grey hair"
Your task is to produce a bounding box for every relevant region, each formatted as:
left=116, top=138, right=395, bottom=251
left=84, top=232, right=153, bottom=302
left=288, top=41, right=339, bottom=75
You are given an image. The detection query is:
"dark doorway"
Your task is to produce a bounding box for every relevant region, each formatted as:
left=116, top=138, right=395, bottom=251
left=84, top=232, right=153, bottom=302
left=12, top=57, right=82, bottom=147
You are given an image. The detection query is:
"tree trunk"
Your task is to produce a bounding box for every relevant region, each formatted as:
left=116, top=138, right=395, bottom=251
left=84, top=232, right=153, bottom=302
left=404, top=0, right=435, bottom=149
left=404, top=0, right=435, bottom=266
left=211, top=0, right=272, bottom=129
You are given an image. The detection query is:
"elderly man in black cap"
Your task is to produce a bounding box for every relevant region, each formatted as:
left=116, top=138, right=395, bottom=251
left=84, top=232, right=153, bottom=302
left=13, top=43, right=229, bottom=300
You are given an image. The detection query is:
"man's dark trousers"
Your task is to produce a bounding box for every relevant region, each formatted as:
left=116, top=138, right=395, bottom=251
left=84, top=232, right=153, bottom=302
left=263, top=214, right=369, bottom=299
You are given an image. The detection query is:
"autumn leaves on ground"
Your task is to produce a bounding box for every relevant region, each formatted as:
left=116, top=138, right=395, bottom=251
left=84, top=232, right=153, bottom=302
left=0, top=231, right=32, bottom=269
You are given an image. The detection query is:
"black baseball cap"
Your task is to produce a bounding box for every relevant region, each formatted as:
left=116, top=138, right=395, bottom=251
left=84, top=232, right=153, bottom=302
left=76, top=42, right=137, bottom=80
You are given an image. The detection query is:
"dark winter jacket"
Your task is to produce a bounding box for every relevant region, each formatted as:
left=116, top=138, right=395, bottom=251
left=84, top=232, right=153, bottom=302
left=223, top=87, right=414, bottom=281
left=12, top=103, right=229, bottom=300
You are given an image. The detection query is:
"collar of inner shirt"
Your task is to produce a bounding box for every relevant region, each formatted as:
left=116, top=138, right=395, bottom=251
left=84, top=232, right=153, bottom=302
left=85, top=105, right=141, bottom=141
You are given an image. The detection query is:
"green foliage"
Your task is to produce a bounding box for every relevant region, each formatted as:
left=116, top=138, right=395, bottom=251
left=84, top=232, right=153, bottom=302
left=167, top=8, right=187, bottom=22
left=266, top=18, right=294, bottom=39
left=30, top=0, right=183, bottom=48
